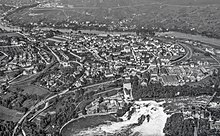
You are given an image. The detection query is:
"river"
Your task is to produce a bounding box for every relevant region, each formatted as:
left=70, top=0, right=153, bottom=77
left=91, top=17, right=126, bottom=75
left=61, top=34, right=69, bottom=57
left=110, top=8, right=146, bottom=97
left=61, top=100, right=168, bottom=136
left=1, top=18, right=220, bottom=45
left=157, top=31, right=220, bottom=48
left=35, top=27, right=136, bottom=35
left=0, top=18, right=135, bottom=35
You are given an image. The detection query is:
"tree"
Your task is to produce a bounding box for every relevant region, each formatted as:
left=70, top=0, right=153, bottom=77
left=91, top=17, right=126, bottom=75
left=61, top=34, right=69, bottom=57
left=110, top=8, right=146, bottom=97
left=163, top=113, right=184, bottom=136
left=98, top=96, right=104, bottom=104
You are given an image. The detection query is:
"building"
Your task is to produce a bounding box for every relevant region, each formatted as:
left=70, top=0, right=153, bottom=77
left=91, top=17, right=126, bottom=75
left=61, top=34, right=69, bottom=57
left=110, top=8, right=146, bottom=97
left=123, top=78, right=132, bottom=100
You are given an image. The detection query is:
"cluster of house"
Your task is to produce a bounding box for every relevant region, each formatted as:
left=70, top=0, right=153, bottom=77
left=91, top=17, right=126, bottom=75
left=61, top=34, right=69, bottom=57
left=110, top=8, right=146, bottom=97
left=86, top=93, right=125, bottom=115
left=148, top=64, right=213, bottom=86
left=51, top=31, right=216, bottom=88
left=0, top=45, right=51, bottom=83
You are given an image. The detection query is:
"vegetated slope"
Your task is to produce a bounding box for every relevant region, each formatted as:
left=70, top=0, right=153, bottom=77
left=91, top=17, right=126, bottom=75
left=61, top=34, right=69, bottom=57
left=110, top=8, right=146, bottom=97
left=5, top=0, right=220, bottom=38
left=163, top=113, right=212, bottom=136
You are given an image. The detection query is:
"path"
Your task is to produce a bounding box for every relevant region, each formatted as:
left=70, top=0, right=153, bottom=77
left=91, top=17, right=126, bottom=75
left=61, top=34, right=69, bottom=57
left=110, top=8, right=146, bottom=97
left=12, top=76, right=121, bottom=136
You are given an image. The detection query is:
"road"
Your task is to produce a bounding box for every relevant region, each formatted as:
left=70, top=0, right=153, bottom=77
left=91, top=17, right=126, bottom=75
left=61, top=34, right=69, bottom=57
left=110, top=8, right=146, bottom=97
left=204, top=92, right=217, bottom=109
left=69, top=60, right=83, bottom=67
left=84, top=46, right=108, bottom=63
left=46, top=46, right=83, bottom=66
left=94, top=87, right=122, bottom=96
left=47, top=46, right=61, bottom=62
left=12, top=86, right=71, bottom=136
left=170, top=42, right=193, bottom=64
left=131, top=47, right=137, bottom=62
left=156, top=37, right=193, bottom=65
left=28, top=102, right=49, bottom=122
left=38, top=52, right=50, bottom=65
left=59, top=86, right=120, bottom=134
left=210, top=55, right=220, bottom=67
left=12, top=75, right=121, bottom=136
left=68, top=50, right=82, bottom=60
left=81, top=78, right=122, bottom=90
left=1, top=4, right=116, bottom=135
left=12, top=48, right=82, bottom=136
left=8, top=45, right=59, bottom=87
left=9, top=57, right=57, bottom=86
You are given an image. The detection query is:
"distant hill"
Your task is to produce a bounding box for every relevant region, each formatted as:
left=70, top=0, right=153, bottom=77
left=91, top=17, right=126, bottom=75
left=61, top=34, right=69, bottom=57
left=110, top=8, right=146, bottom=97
left=1, top=0, right=220, bottom=7
left=0, top=0, right=42, bottom=6
left=3, top=0, right=220, bottom=38
left=61, top=0, right=132, bottom=7
left=59, top=0, right=220, bottom=7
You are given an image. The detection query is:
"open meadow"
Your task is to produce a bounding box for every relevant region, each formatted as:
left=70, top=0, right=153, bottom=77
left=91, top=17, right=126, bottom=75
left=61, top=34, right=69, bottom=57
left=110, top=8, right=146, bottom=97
left=0, top=105, right=23, bottom=122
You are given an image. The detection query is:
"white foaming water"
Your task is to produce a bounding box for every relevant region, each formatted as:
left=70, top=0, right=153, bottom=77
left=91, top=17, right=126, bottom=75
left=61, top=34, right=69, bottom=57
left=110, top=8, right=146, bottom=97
left=74, top=101, right=168, bottom=136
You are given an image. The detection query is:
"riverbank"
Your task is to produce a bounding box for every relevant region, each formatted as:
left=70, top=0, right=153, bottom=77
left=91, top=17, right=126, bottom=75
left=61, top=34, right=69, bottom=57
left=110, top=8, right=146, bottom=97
left=157, top=31, right=220, bottom=48
left=36, top=27, right=136, bottom=35
left=60, top=113, right=117, bottom=136
left=0, top=19, right=136, bottom=35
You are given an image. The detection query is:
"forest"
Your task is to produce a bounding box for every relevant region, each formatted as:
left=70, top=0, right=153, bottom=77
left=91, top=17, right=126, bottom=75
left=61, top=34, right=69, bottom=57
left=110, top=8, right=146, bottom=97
left=131, top=69, right=220, bottom=100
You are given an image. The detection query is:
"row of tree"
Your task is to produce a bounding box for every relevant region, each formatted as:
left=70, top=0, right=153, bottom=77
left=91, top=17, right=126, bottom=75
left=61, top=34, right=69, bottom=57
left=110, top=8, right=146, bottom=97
left=132, top=82, right=219, bottom=100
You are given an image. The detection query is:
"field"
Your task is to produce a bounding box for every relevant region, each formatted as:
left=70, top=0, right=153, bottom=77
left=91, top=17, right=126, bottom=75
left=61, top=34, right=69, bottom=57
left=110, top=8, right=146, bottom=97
left=5, top=70, right=21, bottom=79
left=9, top=84, right=50, bottom=97
left=61, top=113, right=117, bottom=136
left=0, top=105, right=23, bottom=122
left=22, top=85, right=50, bottom=96
left=22, top=99, right=36, bottom=109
